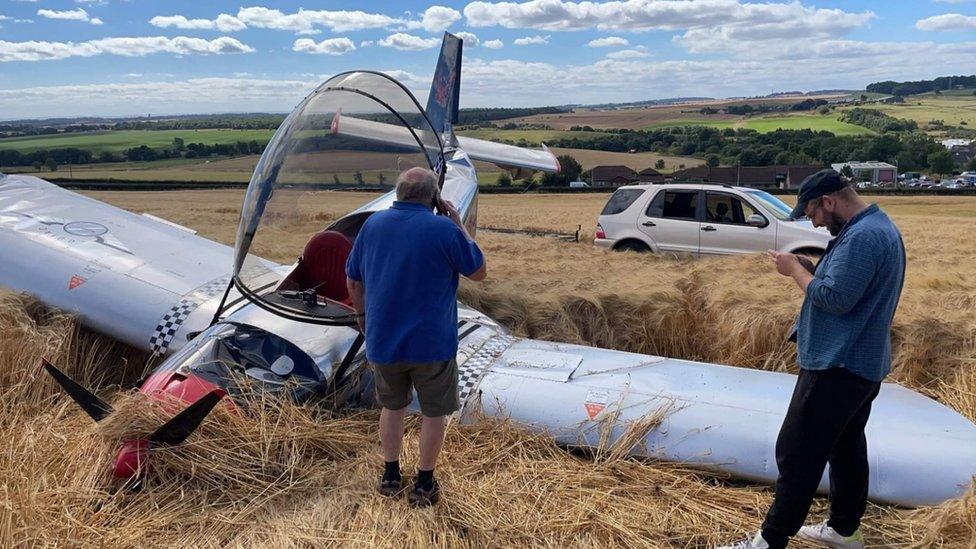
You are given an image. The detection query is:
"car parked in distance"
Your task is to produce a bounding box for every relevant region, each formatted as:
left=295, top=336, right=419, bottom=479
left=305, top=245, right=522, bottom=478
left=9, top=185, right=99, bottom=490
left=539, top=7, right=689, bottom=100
left=594, top=183, right=831, bottom=257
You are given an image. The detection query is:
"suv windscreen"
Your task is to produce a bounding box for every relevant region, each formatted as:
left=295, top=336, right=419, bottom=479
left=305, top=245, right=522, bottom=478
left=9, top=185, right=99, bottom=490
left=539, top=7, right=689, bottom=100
left=705, top=192, right=761, bottom=224
left=601, top=188, right=645, bottom=215
left=647, top=190, right=698, bottom=221
left=745, top=190, right=792, bottom=221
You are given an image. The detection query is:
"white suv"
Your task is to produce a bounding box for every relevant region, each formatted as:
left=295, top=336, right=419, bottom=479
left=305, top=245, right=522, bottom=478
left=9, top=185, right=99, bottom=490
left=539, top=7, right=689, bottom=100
left=594, top=184, right=830, bottom=257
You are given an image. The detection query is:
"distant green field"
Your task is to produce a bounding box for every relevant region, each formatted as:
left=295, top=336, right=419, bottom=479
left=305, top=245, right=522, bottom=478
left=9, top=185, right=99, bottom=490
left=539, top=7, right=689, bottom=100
left=643, top=118, right=738, bottom=130
left=0, top=129, right=275, bottom=153
left=850, top=96, right=976, bottom=128
left=740, top=115, right=871, bottom=135
left=645, top=114, right=872, bottom=136
left=456, top=129, right=609, bottom=144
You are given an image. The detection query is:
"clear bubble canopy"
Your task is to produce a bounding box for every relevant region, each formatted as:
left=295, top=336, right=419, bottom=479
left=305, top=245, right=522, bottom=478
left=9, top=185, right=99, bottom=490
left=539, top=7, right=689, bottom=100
left=232, top=71, right=444, bottom=324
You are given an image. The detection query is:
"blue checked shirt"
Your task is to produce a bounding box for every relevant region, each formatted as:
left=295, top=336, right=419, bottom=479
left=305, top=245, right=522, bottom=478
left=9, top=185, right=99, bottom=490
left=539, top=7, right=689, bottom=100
left=791, top=204, right=905, bottom=382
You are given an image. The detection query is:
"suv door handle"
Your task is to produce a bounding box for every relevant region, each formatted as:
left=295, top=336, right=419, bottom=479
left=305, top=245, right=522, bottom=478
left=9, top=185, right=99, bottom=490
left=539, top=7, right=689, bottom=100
left=641, top=221, right=656, bottom=227
left=701, top=225, right=717, bottom=232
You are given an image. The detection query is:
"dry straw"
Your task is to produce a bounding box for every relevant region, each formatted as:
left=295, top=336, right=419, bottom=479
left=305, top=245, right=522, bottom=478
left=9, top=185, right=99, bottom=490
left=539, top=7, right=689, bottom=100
left=2, top=193, right=975, bottom=547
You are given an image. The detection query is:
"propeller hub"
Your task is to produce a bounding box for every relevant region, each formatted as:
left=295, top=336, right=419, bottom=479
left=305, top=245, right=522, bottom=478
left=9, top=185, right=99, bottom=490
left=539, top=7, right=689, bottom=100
left=113, top=439, right=149, bottom=479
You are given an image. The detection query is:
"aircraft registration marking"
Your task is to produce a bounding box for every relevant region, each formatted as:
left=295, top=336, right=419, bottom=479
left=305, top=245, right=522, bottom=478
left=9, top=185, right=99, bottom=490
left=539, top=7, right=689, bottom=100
left=584, top=389, right=611, bottom=420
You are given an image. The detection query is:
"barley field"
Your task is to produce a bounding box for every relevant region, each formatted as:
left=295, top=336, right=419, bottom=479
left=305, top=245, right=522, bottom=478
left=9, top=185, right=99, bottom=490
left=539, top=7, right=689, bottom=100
left=1, top=190, right=974, bottom=547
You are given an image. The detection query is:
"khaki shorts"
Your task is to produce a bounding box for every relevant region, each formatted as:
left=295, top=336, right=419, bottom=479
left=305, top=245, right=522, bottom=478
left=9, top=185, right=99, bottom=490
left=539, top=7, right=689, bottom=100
left=372, top=359, right=460, bottom=417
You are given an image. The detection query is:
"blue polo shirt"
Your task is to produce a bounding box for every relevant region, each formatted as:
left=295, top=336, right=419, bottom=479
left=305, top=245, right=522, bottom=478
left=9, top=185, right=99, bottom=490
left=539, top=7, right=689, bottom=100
left=345, top=201, right=484, bottom=365
left=791, top=204, right=905, bottom=382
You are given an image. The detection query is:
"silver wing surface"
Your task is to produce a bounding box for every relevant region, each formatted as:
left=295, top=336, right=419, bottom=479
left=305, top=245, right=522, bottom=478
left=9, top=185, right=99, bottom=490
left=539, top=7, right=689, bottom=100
left=0, top=175, right=278, bottom=355
left=450, top=309, right=976, bottom=507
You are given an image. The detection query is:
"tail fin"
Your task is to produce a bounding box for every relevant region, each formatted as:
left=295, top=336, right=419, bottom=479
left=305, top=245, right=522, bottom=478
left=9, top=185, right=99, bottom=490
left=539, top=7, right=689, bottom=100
left=426, top=32, right=462, bottom=135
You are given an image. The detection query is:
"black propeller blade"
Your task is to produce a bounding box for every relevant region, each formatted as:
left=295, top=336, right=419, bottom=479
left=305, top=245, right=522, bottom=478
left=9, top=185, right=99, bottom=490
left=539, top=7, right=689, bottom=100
left=149, top=390, right=223, bottom=446
left=42, top=359, right=114, bottom=422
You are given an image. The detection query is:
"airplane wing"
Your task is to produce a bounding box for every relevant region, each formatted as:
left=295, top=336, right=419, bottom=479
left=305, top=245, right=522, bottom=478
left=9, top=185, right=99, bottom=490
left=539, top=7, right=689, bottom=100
left=330, top=111, right=560, bottom=173
left=0, top=174, right=280, bottom=356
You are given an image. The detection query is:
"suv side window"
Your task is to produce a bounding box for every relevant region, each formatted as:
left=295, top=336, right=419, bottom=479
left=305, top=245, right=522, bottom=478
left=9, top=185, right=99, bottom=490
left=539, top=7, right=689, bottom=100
left=601, top=188, right=645, bottom=215
left=705, top=192, right=761, bottom=225
left=648, top=190, right=698, bottom=221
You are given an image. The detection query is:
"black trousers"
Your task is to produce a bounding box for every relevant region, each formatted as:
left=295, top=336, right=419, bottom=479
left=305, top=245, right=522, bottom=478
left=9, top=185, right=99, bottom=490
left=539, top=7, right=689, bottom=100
left=761, top=367, right=882, bottom=549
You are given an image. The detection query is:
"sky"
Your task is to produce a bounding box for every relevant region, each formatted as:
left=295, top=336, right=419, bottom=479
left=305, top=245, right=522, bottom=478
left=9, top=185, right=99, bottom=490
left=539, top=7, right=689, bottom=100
left=1, top=0, right=976, bottom=119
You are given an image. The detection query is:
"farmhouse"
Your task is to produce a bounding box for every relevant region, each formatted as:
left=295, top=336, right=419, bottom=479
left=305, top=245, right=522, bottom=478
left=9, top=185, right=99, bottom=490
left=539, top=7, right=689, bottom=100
left=947, top=143, right=976, bottom=167
left=668, top=164, right=822, bottom=189
left=637, top=167, right=666, bottom=183
left=831, top=161, right=897, bottom=185
left=590, top=165, right=638, bottom=187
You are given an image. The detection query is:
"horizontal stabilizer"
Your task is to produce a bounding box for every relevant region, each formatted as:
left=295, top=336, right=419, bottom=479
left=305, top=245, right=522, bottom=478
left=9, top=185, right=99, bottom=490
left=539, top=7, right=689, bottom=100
left=42, top=359, right=114, bottom=422
left=330, top=112, right=559, bottom=173
left=457, top=135, right=560, bottom=174
left=149, top=390, right=223, bottom=446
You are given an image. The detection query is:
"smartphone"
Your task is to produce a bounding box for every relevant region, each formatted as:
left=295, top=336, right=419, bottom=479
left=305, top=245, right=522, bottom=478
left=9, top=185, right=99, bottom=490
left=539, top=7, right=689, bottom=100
left=433, top=190, right=447, bottom=215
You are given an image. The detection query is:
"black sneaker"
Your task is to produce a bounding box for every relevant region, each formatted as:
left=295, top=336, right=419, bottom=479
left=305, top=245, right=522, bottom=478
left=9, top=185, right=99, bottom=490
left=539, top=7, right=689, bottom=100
left=408, top=478, right=440, bottom=508
left=378, top=475, right=403, bottom=497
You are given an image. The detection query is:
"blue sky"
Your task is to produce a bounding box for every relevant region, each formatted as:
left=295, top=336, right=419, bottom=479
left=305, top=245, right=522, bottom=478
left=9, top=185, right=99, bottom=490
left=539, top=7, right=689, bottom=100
left=1, top=0, right=976, bottom=119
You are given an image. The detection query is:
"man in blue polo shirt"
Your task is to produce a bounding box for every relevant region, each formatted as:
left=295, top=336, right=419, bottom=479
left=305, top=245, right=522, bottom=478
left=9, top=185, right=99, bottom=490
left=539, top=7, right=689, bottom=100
left=345, top=166, right=485, bottom=507
left=720, top=170, right=905, bottom=549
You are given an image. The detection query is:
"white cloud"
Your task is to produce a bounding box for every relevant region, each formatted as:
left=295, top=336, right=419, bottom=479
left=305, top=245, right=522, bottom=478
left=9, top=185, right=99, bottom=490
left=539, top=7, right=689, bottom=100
left=0, top=15, right=9, bottom=22
left=37, top=8, right=90, bottom=21
left=0, top=36, right=254, bottom=62
left=76, top=0, right=108, bottom=5
left=483, top=38, right=503, bottom=49
left=36, top=7, right=103, bottom=25
left=293, top=37, right=356, bottom=55
left=381, top=69, right=425, bottom=85
left=513, top=34, right=549, bottom=45
left=588, top=36, right=628, bottom=47
left=149, top=14, right=246, bottom=32
left=378, top=32, right=440, bottom=50
left=215, top=14, right=247, bottom=32
left=605, top=48, right=648, bottom=59
left=455, top=31, right=479, bottom=47
left=417, top=6, right=461, bottom=32
left=360, top=40, right=374, bottom=47
left=124, top=73, right=142, bottom=77
left=463, top=0, right=875, bottom=51
left=452, top=38, right=976, bottom=107
left=916, top=13, right=976, bottom=31
left=236, top=6, right=399, bottom=33
left=0, top=77, right=318, bottom=118
left=150, top=15, right=217, bottom=30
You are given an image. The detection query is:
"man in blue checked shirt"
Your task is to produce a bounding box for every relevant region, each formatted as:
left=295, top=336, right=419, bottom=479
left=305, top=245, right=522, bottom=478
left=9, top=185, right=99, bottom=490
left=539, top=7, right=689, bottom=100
left=345, top=167, right=485, bottom=508
left=720, top=170, right=905, bottom=549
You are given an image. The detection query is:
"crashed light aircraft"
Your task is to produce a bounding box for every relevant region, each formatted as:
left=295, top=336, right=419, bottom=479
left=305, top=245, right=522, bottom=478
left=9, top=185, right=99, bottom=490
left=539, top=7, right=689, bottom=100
left=1, top=34, right=973, bottom=507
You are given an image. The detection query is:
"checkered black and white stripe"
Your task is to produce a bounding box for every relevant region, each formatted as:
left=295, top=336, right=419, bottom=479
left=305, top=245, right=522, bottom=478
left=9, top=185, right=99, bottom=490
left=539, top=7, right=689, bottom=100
left=456, top=334, right=515, bottom=412
left=147, top=275, right=232, bottom=356
left=149, top=299, right=197, bottom=356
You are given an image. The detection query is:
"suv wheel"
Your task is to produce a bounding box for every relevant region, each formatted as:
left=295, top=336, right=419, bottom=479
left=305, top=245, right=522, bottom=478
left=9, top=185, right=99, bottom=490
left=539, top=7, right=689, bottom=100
left=615, top=240, right=651, bottom=253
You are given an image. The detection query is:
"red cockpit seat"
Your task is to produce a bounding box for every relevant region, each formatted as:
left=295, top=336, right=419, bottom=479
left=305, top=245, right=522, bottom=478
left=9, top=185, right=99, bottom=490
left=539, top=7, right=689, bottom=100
left=282, top=230, right=353, bottom=305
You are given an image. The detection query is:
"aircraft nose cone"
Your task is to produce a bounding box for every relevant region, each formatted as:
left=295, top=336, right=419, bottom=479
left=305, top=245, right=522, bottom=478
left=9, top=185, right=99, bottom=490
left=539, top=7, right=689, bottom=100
left=112, top=439, right=149, bottom=478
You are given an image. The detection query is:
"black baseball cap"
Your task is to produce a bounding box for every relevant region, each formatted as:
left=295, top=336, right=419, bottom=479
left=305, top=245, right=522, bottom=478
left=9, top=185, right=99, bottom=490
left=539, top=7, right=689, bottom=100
left=790, top=169, right=848, bottom=219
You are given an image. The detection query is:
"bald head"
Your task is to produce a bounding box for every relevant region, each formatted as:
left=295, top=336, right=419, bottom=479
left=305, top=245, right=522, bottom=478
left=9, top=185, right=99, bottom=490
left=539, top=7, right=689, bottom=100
left=395, top=167, right=438, bottom=205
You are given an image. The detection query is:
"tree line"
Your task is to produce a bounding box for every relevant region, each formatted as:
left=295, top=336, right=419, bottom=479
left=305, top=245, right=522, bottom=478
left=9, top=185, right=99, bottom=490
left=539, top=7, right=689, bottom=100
left=0, top=137, right=266, bottom=169
left=866, top=75, right=976, bottom=97
left=536, top=125, right=956, bottom=173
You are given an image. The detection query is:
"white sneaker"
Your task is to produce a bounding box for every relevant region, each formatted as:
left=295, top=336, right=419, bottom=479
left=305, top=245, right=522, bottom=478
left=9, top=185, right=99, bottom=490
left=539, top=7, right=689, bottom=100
left=797, top=520, right=865, bottom=548
left=716, top=531, right=770, bottom=549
